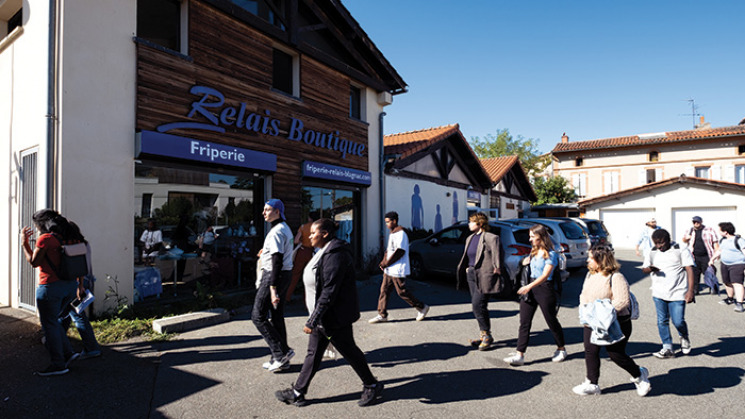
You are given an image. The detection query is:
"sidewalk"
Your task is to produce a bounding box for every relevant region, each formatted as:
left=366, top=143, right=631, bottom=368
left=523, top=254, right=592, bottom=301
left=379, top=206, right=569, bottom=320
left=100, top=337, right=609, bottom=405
left=2, top=250, right=744, bottom=418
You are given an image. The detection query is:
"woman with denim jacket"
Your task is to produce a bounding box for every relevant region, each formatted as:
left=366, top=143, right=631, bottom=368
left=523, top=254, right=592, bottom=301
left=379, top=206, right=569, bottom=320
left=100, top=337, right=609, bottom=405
left=573, top=245, right=651, bottom=396
left=503, top=224, right=566, bottom=366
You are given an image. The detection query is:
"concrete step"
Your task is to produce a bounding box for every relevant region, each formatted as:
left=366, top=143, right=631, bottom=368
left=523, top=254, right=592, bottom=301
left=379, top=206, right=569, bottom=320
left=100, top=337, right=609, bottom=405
left=152, top=308, right=229, bottom=334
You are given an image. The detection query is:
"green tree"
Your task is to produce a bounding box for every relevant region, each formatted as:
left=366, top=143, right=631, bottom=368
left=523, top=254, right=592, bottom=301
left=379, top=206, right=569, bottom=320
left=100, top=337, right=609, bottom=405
left=470, top=129, right=548, bottom=175
left=532, top=176, right=577, bottom=205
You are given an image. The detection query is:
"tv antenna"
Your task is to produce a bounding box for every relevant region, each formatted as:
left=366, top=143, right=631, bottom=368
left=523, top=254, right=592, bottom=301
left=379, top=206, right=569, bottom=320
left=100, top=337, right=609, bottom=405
left=680, top=99, right=701, bottom=129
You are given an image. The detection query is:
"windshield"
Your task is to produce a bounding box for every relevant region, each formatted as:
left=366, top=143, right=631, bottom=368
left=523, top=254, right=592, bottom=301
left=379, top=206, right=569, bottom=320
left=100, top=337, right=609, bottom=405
left=559, top=222, right=587, bottom=240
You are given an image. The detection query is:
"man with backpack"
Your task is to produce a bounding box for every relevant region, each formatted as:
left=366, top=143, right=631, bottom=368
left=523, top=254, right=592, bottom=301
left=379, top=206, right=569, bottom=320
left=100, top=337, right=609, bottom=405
left=681, top=216, right=718, bottom=294
left=641, top=229, right=695, bottom=359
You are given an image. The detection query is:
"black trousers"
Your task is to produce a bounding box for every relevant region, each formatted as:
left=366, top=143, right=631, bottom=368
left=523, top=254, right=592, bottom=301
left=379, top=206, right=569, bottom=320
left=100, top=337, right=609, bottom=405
left=467, top=268, right=491, bottom=332
left=293, top=324, right=377, bottom=395
left=252, top=270, right=291, bottom=360
left=583, top=316, right=641, bottom=384
left=691, top=254, right=710, bottom=290
left=516, top=281, right=565, bottom=353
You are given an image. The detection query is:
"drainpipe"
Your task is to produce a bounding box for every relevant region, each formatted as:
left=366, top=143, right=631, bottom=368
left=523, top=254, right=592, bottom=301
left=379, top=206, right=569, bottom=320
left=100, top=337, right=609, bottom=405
left=46, top=0, right=59, bottom=209
left=378, top=112, right=386, bottom=254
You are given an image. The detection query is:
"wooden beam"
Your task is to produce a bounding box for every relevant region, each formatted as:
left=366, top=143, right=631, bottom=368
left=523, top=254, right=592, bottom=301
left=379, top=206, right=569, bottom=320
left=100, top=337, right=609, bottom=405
left=299, top=0, right=381, bottom=83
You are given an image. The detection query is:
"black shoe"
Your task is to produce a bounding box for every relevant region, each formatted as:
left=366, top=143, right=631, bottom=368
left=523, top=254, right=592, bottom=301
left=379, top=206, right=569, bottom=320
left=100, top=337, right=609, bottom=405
left=358, top=382, right=384, bottom=407
left=719, top=297, right=735, bottom=305
left=35, top=365, right=69, bottom=377
left=65, top=352, right=80, bottom=368
left=275, top=388, right=307, bottom=407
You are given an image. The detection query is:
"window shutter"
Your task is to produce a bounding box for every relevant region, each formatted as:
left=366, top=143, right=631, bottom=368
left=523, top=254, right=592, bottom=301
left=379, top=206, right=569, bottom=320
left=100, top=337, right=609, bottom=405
left=712, top=165, right=721, bottom=180
left=684, top=167, right=695, bottom=177
left=612, top=172, right=619, bottom=192
left=638, top=169, right=646, bottom=185
left=604, top=172, right=611, bottom=193
left=655, top=168, right=663, bottom=181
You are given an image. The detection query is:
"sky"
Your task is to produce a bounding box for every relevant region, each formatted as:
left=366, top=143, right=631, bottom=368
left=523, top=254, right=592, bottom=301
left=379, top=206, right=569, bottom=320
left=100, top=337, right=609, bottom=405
left=342, top=0, right=745, bottom=154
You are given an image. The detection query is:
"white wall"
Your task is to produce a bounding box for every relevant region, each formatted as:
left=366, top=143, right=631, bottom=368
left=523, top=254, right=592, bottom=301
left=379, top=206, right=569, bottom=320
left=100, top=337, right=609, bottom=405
left=1, top=0, right=54, bottom=307
left=384, top=175, right=476, bottom=233
left=55, top=0, right=137, bottom=312
left=583, top=183, right=745, bottom=249
left=362, top=88, right=386, bottom=259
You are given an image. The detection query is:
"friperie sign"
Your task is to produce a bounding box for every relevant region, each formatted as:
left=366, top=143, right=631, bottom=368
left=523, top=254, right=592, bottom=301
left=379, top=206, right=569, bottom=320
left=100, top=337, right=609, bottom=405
left=156, top=86, right=366, bottom=159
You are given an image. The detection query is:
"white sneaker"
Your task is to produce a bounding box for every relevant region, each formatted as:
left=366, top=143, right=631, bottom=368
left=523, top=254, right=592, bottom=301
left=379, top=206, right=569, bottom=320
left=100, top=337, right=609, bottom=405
left=368, top=315, right=388, bottom=324
left=631, top=367, right=651, bottom=396
left=552, top=349, right=567, bottom=363
left=262, top=358, right=274, bottom=369
left=572, top=379, right=601, bottom=395
left=323, top=349, right=336, bottom=359
left=266, top=359, right=289, bottom=372
left=416, top=305, right=430, bottom=321
left=503, top=352, right=524, bottom=366
left=680, top=337, right=691, bottom=355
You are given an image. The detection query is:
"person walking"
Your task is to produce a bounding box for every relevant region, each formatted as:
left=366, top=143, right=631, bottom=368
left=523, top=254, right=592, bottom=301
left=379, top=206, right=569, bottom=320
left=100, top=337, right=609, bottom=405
left=635, top=218, right=660, bottom=259
left=21, top=209, right=83, bottom=376
left=503, top=224, right=566, bottom=366
left=253, top=199, right=295, bottom=372
left=709, top=222, right=745, bottom=312
left=286, top=215, right=315, bottom=302
left=572, top=245, right=651, bottom=396
left=681, top=216, right=718, bottom=294
left=642, top=229, right=695, bottom=358
left=368, top=211, right=429, bottom=323
left=456, top=212, right=501, bottom=351
left=275, top=219, right=383, bottom=407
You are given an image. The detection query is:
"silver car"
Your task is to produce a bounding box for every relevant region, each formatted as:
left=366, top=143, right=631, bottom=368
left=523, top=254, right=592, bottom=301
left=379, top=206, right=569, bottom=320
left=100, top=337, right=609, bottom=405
left=503, top=218, right=590, bottom=270
left=409, top=220, right=568, bottom=294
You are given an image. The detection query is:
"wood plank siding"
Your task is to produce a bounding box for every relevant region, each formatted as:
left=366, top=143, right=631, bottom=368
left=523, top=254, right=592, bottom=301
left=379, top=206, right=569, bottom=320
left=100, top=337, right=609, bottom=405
left=136, top=1, right=370, bottom=226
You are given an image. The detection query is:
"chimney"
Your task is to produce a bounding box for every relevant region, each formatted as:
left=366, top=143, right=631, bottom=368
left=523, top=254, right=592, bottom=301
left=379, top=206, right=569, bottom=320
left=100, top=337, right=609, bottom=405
left=561, top=133, right=569, bottom=144
left=700, top=116, right=705, bottom=125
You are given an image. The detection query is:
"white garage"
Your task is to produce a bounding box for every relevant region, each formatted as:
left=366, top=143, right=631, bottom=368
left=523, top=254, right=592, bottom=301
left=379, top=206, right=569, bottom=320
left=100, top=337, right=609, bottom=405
left=580, top=176, right=745, bottom=250
left=600, top=209, right=656, bottom=249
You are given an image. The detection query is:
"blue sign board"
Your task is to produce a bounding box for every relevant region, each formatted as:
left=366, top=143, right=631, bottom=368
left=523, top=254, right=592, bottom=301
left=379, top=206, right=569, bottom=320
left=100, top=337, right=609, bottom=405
left=302, top=161, right=372, bottom=186
left=136, top=130, right=277, bottom=172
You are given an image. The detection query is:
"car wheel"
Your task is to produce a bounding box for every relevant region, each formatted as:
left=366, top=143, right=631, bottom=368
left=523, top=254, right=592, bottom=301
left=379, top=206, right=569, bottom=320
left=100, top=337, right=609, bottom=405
left=410, top=254, right=426, bottom=280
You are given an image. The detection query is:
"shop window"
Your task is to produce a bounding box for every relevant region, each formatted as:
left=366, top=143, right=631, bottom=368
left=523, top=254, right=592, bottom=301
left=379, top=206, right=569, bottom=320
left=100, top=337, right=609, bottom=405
left=349, top=85, right=362, bottom=120
left=695, top=166, right=710, bottom=178
left=575, top=157, right=583, bottom=167
left=230, top=0, right=286, bottom=30
left=648, top=151, right=659, bottom=162
left=1, top=0, right=22, bottom=41
left=302, top=185, right=359, bottom=258
left=272, top=47, right=299, bottom=97
left=137, top=0, right=186, bottom=54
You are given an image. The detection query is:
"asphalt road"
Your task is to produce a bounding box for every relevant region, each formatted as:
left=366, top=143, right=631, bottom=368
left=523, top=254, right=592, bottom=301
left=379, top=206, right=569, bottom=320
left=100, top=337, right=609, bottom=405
left=2, top=250, right=744, bottom=418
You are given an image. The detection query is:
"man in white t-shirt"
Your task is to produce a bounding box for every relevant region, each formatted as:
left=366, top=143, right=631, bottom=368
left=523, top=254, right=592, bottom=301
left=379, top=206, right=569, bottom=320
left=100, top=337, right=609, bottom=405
left=252, top=199, right=295, bottom=372
left=642, top=228, right=695, bottom=359
left=369, top=211, right=429, bottom=323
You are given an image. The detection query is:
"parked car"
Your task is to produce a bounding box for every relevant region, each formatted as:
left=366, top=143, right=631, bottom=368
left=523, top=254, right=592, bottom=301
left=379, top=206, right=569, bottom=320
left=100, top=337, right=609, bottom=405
left=409, top=221, right=568, bottom=296
left=503, top=218, right=590, bottom=270
left=576, top=218, right=612, bottom=248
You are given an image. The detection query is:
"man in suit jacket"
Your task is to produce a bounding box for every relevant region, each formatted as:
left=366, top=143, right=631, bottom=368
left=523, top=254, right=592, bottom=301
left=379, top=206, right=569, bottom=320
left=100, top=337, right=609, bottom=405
left=457, top=212, right=502, bottom=350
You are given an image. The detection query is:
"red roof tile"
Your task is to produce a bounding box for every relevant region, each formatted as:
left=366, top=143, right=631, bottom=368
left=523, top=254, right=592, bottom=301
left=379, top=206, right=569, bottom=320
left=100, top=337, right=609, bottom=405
left=384, top=124, right=460, bottom=159
left=480, top=156, right=519, bottom=183
left=553, top=125, right=745, bottom=153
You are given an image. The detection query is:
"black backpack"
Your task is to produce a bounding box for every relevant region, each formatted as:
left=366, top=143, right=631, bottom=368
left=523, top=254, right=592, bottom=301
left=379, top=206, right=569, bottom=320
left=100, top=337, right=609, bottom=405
left=44, top=234, right=89, bottom=281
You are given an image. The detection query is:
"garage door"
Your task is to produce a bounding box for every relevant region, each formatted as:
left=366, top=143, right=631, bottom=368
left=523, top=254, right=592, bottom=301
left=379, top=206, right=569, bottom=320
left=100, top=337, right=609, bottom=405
left=672, top=207, right=735, bottom=244
left=600, top=209, right=656, bottom=249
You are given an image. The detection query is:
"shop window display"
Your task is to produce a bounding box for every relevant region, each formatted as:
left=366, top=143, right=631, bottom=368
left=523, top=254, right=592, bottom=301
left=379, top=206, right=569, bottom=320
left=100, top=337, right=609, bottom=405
left=135, top=162, right=262, bottom=299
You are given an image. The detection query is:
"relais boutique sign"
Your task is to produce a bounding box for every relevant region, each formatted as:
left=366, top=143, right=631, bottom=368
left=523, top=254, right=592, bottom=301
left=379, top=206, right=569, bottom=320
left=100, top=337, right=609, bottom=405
left=155, top=86, right=366, bottom=159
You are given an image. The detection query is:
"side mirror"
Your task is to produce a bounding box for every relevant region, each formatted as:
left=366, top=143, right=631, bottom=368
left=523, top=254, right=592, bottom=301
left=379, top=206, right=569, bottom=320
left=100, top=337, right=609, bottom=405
left=428, top=237, right=439, bottom=246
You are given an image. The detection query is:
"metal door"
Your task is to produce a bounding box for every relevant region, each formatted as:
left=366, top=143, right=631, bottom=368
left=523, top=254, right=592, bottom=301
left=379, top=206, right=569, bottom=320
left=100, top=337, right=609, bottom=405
left=18, top=150, right=38, bottom=310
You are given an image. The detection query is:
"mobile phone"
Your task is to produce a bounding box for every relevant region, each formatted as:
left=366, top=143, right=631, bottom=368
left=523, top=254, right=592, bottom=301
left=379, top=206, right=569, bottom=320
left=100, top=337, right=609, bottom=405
left=648, top=265, right=659, bottom=271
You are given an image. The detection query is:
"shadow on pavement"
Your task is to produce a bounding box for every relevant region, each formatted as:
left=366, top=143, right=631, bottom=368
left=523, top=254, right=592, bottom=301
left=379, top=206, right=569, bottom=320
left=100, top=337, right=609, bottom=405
left=311, top=368, right=549, bottom=405
left=602, top=366, right=745, bottom=396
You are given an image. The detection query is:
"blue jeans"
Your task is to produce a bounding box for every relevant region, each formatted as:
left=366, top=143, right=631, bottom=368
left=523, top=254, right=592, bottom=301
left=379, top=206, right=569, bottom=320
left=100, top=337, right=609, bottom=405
left=653, top=297, right=689, bottom=350
left=60, top=276, right=100, bottom=353
left=36, top=280, right=78, bottom=368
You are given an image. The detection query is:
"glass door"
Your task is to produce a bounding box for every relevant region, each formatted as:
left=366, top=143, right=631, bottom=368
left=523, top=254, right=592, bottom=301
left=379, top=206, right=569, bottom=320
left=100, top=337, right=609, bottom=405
left=302, top=185, right=359, bottom=257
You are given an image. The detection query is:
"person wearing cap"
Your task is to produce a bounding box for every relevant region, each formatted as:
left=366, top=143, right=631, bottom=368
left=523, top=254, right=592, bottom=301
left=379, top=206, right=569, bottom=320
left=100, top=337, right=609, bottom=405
left=635, top=218, right=660, bottom=259
left=253, top=198, right=295, bottom=372
left=681, top=216, right=719, bottom=294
